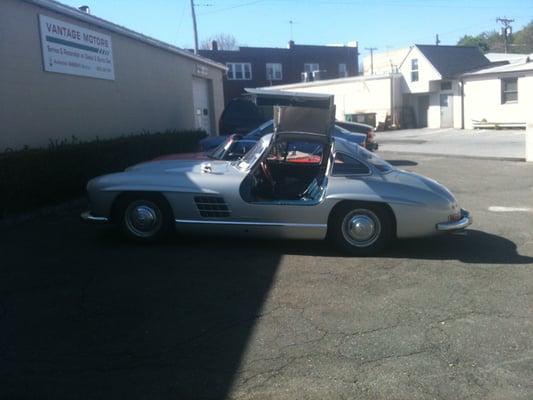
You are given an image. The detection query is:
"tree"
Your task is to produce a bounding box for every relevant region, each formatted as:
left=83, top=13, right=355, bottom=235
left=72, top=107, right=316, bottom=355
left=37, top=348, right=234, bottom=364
left=200, top=33, right=239, bottom=50
left=457, top=34, right=490, bottom=52
left=457, top=20, right=533, bottom=54
left=512, top=21, right=533, bottom=53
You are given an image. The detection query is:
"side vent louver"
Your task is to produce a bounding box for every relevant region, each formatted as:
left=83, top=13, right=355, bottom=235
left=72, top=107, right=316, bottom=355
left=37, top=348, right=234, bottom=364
left=194, top=196, right=230, bottom=218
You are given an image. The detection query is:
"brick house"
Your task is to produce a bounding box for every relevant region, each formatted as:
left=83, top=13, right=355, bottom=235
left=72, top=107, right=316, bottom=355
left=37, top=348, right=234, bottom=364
left=199, top=40, right=359, bottom=104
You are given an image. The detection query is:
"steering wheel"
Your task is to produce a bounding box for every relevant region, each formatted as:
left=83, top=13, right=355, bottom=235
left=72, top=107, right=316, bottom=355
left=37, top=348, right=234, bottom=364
left=260, top=160, right=275, bottom=187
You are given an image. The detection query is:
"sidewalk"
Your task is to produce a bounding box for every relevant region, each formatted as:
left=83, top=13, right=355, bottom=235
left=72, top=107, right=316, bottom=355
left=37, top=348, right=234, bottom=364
left=376, top=128, right=526, bottom=161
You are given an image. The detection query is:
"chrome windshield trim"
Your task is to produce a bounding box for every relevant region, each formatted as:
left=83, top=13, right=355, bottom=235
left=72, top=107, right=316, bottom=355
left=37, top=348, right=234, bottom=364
left=175, top=219, right=326, bottom=228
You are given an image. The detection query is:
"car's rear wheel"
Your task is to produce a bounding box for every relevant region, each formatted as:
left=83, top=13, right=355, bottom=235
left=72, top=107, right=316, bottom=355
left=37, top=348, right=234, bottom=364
left=115, top=193, right=173, bottom=242
left=329, top=202, right=393, bottom=255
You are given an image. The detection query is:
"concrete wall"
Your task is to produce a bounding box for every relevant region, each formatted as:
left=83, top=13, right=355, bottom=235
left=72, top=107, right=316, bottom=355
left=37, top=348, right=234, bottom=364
left=463, top=73, right=533, bottom=129
left=0, top=0, right=225, bottom=150
left=268, top=75, right=400, bottom=128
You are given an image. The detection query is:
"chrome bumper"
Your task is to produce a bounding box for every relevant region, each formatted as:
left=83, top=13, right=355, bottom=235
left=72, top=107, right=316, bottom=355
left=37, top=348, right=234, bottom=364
left=436, top=209, right=472, bottom=232
left=81, top=211, right=109, bottom=223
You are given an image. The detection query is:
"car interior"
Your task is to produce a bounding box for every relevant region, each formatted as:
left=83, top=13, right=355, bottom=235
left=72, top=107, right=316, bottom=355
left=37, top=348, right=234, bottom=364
left=241, top=137, right=330, bottom=202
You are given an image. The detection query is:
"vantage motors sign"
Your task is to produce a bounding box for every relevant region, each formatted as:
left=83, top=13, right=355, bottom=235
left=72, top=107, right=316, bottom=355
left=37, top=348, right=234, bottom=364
left=39, top=15, right=115, bottom=80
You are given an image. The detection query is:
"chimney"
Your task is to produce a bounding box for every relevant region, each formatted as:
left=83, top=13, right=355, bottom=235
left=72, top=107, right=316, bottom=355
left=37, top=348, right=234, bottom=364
left=288, top=40, right=295, bottom=50
left=211, top=40, right=218, bottom=51
left=78, top=5, right=90, bottom=14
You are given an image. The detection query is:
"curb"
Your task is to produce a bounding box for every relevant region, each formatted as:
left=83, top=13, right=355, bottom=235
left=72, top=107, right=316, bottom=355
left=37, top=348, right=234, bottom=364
left=378, top=150, right=526, bottom=162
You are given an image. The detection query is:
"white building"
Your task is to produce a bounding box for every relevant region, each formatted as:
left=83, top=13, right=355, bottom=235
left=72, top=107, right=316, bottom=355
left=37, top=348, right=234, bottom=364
left=1, top=0, right=226, bottom=150
left=265, top=74, right=403, bottom=128
left=397, top=45, right=490, bottom=129
left=266, top=45, right=533, bottom=131
left=462, top=58, right=533, bottom=129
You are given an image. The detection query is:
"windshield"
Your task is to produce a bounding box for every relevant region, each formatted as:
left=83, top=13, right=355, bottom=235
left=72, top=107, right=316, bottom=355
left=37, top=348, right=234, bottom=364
left=235, top=135, right=271, bottom=171
left=244, top=120, right=274, bottom=140
left=209, top=137, right=233, bottom=160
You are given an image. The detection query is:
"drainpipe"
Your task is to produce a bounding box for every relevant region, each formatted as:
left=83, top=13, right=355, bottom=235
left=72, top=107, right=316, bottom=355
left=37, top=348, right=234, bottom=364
left=460, top=78, right=465, bottom=129
left=390, top=74, right=394, bottom=127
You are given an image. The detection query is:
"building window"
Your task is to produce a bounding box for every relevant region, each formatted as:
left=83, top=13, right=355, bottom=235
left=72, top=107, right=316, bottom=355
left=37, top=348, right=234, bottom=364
left=226, top=63, right=252, bottom=80
left=338, top=63, right=348, bottom=77
left=411, top=59, right=419, bottom=82
left=501, top=78, right=518, bottom=103
left=266, top=63, right=282, bottom=80
left=304, top=63, right=319, bottom=73
left=441, top=81, right=452, bottom=90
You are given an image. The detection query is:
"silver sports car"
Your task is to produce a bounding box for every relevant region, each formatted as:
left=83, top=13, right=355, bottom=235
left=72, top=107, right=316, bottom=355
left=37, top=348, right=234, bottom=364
left=82, top=89, right=472, bottom=255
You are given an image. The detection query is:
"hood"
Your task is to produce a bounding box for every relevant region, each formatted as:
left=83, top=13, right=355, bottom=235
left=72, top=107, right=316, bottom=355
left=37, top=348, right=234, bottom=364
left=126, top=159, right=230, bottom=175
left=153, top=151, right=210, bottom=161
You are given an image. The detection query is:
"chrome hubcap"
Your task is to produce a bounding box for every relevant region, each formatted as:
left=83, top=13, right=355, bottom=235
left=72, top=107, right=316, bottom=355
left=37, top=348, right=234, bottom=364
left=342, top=209, right=381, bottom=247
left=348, top=215, right=375, bottom=241
left=125, top=201, right=161, bottom=237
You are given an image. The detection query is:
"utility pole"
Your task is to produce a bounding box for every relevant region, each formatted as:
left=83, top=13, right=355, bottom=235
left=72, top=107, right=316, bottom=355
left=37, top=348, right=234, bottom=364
left=496, top=17, right=514, bottom=53
left=190, top=0, right=199, bottom=54
left=365, top=47, right=377, bottom=75
left=435, top=34, right=441, bottom=46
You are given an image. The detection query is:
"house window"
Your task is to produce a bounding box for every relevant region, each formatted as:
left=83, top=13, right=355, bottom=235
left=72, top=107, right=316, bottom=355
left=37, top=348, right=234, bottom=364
left=304, top=63, right=319, bottom=73
left=441, top=81, right=452, bottom=90
left=338, top=63, right=348, bottom=77
left=266, top=63, right=282, bottom=80
left=411, top=59, right=419, bottom=82
left=501, top=78, right=518, bottom=103
left=226, top=63, right=252, bottom=80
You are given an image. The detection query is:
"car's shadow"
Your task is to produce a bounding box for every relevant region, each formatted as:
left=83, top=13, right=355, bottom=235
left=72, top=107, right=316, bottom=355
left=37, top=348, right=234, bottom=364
left=172, top=229, right=533, bottom=265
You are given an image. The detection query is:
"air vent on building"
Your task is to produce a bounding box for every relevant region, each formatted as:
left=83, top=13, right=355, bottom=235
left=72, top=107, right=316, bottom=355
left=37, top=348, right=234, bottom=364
left=194, top=196, right=230, bottom=218
left=312, top=70, right=326, bottom=81
left=301, top=72, right=313, bottom=82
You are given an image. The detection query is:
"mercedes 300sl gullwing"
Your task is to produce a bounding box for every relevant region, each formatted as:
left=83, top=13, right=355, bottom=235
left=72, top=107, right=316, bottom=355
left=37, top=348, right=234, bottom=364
left=82, top=89, right=472, bottom=255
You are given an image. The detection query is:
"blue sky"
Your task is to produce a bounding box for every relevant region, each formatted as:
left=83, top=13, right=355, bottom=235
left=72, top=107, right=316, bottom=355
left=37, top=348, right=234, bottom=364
left=61, top=0, right=532, bottom=58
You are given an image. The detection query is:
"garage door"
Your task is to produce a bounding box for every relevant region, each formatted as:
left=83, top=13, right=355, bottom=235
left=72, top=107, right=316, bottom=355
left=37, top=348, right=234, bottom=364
left=192, top=78, right=213, bottom=135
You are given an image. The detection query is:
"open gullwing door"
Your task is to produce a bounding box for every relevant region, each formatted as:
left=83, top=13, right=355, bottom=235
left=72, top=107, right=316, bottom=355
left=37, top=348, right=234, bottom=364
left=245, top=88, right=335, bottom=141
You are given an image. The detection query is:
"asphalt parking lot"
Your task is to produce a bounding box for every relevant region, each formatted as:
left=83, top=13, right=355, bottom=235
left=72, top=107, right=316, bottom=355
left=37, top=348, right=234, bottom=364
left=1, top=152, right=533, bottom=399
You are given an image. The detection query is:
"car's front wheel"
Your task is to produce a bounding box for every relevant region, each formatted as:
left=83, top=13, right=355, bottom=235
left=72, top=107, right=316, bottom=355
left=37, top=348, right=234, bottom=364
left=329, top=203, right=394, bottom=255
left=114, top=193, right=173, bottom=242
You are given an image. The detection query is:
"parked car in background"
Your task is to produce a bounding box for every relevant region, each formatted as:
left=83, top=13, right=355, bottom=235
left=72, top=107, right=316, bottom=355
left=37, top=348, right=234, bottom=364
left=83, top=90, right=471, bottom=255
left=335, top=120, right=378, bottom=151
left=163, top=121, right=366, bottom=162
left=201, top=94, right=378, bottom=151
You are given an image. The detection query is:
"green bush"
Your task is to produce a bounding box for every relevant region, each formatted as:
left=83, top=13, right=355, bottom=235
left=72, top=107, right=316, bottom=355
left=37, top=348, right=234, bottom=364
left=0, top=130, right=207, bottom=217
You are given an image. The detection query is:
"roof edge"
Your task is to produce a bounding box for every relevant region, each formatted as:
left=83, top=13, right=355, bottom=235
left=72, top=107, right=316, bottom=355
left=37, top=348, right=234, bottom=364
left=22, top=0, right=227, bottom=71
left=262, top=73, right=400, bottom=90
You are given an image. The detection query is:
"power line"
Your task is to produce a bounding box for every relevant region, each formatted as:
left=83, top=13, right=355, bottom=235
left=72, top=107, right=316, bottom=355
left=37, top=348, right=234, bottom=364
left=190, top=0, right=199, bottom=54
left=496, top=17, right=514, bottom=53
left=365, top=47, right=377, bottom=75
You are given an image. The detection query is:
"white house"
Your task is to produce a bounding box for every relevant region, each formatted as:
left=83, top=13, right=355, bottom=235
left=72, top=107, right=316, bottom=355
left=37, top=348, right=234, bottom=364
left=267, top=45, right=533, bottom=131
left=397, top=45, right=490, bottom=129
left=462, top=57, right=533, bottom=129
